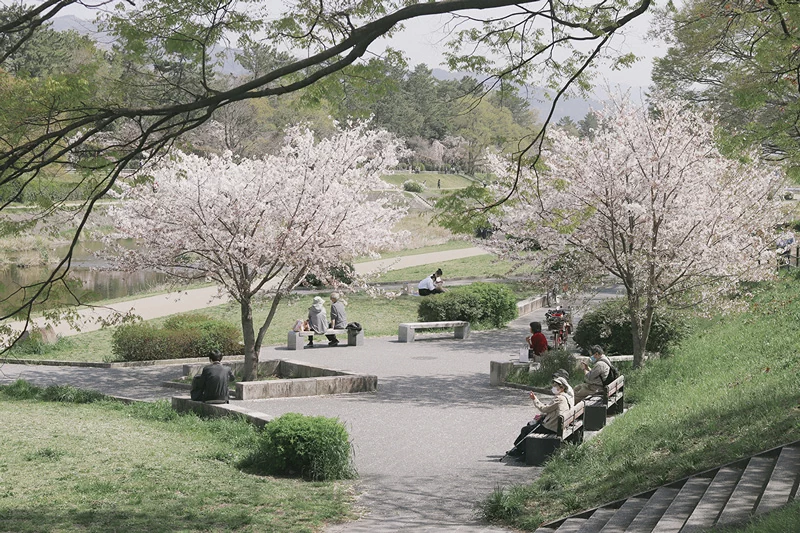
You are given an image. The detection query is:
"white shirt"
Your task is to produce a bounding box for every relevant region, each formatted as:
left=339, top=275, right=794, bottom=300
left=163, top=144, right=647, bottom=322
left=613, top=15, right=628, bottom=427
left=418, top=276, right=435, bottom=290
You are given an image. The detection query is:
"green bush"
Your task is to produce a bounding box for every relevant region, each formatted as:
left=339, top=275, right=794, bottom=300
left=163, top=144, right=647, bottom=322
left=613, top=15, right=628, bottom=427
left=572, top=298, right=690, bottom=355
left=403, top=179, right=424, bottom=192
left=417, top=282, right=517, bottom=328
left=505, top=350, right=579, bottom=388
left=252, top=413, right=357, bottom=481
left=7, top=331, right=74, bottom=356
left=112, top=314, right=241, bottom=361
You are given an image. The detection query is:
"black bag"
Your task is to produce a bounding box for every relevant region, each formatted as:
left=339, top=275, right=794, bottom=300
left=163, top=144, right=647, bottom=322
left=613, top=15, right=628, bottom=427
left=346, top=322, right=362, bottom=332
left=602, top=363, right=620, bottom=386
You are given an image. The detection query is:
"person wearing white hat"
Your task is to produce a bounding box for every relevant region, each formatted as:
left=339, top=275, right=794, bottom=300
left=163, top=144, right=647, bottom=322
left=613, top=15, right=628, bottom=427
left=306, top=296, right=328, bottom=348
left=506, top=376, right=572, bottom=459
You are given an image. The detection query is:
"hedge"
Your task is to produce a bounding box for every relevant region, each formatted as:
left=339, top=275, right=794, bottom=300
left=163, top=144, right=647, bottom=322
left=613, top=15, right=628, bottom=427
left=417, top=282, right=517, bottom=329
left=111, top=314, right=241, bottom=361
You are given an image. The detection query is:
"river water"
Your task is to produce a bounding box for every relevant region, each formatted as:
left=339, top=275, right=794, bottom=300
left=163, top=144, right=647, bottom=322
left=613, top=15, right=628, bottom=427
left=1, top=240, right=171, bottom=303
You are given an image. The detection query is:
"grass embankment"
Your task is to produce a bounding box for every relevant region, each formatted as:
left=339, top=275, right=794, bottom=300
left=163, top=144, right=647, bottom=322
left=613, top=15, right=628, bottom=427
left=0, top=382, right=353, bottom=532
left=373, top=253, right=522, bottom=283
left=486, top=278, right=800, bottom=530
left=381, top=172, right=474, bottom=190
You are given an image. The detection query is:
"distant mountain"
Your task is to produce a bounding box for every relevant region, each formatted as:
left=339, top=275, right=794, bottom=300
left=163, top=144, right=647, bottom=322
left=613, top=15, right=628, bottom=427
left=430, top=67, right=645, bottom=122
left=49, top=16, right=637, bottom=120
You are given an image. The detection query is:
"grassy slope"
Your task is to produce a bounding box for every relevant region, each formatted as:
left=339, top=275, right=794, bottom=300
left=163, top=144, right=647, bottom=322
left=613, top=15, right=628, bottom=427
left=381, top=173, right=474, bottom=189
left=0, top=396, right=353, bottom=533
left=489, top=278, right=800, bottom=530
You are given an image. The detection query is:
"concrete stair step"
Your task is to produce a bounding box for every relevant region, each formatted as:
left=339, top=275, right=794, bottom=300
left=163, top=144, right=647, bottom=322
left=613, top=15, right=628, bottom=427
left=576, top=508, right=617, bottom=533
left=716, top=455, right=776, bottom=527
left=554, top=518, right=590, bottom=532
left=680, top=466, right=743, bottom=532
left=625, top=486, right=680, bottom=532
left=755, top=444, right=800, bottom=515
left=598, top=497, right=649, bottom=533
left=650, top=476, right=711, bottom=533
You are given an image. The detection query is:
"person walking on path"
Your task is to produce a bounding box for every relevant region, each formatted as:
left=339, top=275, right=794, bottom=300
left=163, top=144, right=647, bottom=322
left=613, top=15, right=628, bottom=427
left=190, top=350, right=235, bottom=404
left=306, top=296, right=328, bottom=348
left=573, top=345, right=611, bottom=403
left=326, top=292, right=347, bottom=346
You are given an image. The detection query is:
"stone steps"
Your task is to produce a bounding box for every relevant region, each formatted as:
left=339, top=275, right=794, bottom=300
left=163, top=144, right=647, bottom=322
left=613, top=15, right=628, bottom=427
left=534, top=441, right=800, bottom=532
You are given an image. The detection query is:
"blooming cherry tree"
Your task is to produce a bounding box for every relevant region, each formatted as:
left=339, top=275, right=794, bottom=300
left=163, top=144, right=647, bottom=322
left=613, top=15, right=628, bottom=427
left=108, top=122, right=406, bottom=380
left=488, top=98, right=784, bottom=367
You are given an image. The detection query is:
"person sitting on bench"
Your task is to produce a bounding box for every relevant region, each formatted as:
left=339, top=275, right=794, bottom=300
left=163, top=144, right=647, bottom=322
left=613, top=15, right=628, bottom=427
left=326, top=292, right=347, bottom=346
left=573, top=345, right=611, bottom=403
left=305, top=296, right=328, bottom=348
left=506, top=376, right=572, bottom=458
left=526, top=321, right=549, bottom=357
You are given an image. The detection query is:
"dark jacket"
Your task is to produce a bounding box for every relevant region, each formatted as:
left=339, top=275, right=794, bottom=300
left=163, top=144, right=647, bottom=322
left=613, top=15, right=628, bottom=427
left=191, top=362, right=235, bottom=403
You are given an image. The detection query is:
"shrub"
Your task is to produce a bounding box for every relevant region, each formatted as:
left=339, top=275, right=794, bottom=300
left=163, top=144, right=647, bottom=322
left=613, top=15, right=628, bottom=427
left=506, top=350, right=580, bottom=388
left=417, top=282, right=517, bottom=328
left=0, top=379, right=105, bottom=403
left=112, top=315, right=241, bottom=361
left=7, top=330, right=74, bottom=356
left=252, top=413, right=357, bottom=481
left=572, top=298, right=690, bottom=355
left=403, top=179, right=424, bottom=192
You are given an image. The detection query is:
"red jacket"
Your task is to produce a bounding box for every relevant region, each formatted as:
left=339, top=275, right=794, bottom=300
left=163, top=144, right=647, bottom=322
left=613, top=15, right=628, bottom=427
left=528, top=332, right=549, bottom=355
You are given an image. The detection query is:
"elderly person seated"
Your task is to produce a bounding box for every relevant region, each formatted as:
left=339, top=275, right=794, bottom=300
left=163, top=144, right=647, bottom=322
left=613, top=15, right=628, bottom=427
left=573, top=345, right=612, bottom=403
left=326, top=292, right=347, bottom=346
left=505, top=376, right=572, bottom=459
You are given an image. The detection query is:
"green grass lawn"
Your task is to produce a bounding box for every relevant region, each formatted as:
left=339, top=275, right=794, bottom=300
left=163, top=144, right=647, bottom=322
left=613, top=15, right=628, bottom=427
left=373, top=253, right=526, bottom=283
left=8, top=292, right=422, bottom=362
left=0, top=386, right=354, bottom=532
left=353, top=240, right=474, bottom=263
left=483, top=277, right=800, bottom=530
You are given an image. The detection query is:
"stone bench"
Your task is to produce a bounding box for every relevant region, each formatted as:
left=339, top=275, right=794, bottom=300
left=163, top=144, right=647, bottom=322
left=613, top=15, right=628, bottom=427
left=524, top=400, right=585, bottom=466
left=584, top=375, right=625, bottom=431
left=397, top=321, right=470, bottom=342
left=286, top=328, right=364, bottom=350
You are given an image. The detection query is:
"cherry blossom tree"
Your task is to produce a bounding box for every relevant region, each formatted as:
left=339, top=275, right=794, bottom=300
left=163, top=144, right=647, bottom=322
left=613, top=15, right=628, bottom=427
left=487, top=98, right=785, bottom=367
left=107, top=122, right=406, bottom=380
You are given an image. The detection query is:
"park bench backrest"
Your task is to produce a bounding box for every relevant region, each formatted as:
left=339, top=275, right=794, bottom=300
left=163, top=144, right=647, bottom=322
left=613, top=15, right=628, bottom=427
left=557, top=400, right=585, bottom=440
left=604, top=375, right=624, bottom=401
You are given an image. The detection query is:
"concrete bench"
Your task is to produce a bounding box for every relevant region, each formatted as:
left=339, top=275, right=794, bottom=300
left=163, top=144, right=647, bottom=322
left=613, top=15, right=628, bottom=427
left=397, top=320, right=470, bottom=342
left=287, top=328, right=364, bottom=350
left=524, top=400, right=585, bottom=466
left=584, top=375, right=625, bottom=431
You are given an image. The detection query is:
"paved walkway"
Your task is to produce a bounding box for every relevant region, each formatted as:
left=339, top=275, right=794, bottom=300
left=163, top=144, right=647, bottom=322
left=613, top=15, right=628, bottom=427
left=4, top=246, right=490, bottom=340
left=0, top=285, right=622, bottom=532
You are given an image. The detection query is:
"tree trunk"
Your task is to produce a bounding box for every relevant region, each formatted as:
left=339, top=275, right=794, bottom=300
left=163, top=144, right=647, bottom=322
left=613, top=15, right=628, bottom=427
left=626, top=293, right=646, bottom=369
left=240, top=297, right=258, bottom=381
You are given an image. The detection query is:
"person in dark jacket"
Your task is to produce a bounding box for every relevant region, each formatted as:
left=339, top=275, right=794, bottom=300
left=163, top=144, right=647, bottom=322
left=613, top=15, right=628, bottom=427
left=326, top=292, right=347, bottom=346
left=190, top=350, right=235, bottom=404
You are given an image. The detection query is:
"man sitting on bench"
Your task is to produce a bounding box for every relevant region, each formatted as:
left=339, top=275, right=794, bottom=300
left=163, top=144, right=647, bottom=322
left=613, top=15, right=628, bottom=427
left=574, top=345, right=611, bottom=403
left=506, top=376, right=572, bottom=458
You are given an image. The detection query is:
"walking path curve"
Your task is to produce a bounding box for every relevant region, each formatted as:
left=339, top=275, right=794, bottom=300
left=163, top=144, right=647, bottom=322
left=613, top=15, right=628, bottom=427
left=0, top=286, right=622, bottom=532
left=4, top=246, right=491, bottom=339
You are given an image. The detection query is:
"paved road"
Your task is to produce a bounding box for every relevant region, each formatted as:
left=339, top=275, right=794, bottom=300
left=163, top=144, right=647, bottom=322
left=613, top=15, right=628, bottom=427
left=4, top=246, right=490, bottom=340
left=0, top=285, right=623, bottom=532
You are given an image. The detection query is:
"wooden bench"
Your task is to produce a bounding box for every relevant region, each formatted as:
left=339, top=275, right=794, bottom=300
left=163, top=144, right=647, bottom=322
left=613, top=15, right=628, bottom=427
left=584, top=375, right=625, bottom=431
left=397, top=321, right=470, bottom=342
left=287, top=328, right=364, bottom=350
left=524, top=400, right=585, bottom=466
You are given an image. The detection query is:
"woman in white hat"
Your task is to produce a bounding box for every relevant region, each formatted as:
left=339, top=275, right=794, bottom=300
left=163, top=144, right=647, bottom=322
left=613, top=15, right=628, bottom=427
left=506, top=376, right=572, bottom=458
left=306, top=296, right=328, bottom=348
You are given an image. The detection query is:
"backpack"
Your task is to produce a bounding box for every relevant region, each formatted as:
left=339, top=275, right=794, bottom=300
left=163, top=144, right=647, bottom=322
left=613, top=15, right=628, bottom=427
left=602, top=362, right=620, bottom=386
left=346, top=322, right=362, bottom=332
